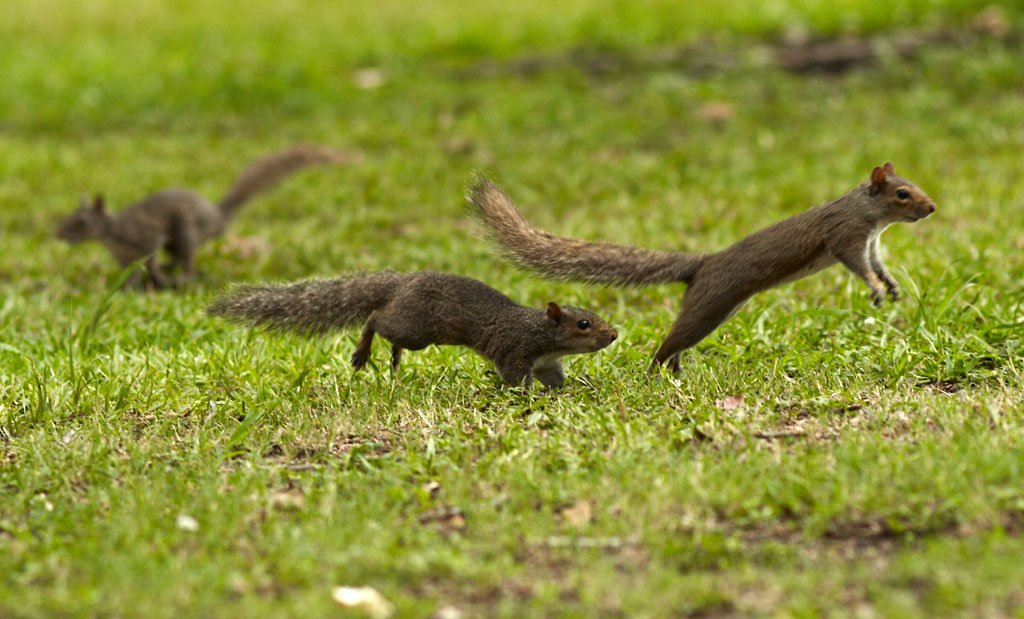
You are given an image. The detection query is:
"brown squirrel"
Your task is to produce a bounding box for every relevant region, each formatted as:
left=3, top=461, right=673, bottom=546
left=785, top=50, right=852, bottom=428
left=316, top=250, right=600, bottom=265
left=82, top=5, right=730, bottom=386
left=56, top=144, right=350, bottom=288
left=469, top=163, right=936, bottom=374
left=209, top=271, right=618, bottom=388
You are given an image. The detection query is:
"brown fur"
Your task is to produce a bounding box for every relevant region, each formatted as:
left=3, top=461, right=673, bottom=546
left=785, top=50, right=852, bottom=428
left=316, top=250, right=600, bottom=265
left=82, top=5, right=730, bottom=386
left=470, top=163, right=936, bottom=373
left=209, top=271, right=618, bottom=389
left=56, top=144, right=350, bottom=288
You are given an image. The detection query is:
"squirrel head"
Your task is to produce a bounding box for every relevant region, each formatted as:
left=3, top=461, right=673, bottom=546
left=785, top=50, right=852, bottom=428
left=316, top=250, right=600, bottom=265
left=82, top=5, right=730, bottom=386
left=867, top=162, right=936, bottom=223
left=56, top=194, right=109, bottom=243
left=545, top=301, right=618, bottom=352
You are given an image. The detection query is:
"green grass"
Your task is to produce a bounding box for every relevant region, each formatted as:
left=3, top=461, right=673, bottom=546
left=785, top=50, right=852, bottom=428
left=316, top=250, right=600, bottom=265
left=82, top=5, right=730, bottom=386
left=3, top=0, right=1024, bottom=616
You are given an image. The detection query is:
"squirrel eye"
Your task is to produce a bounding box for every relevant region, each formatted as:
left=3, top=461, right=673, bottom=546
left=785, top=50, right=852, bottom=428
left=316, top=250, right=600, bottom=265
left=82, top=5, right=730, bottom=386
left=896, top=189, right=910, bottom=200
left=576, top=319, right=590, bottom=330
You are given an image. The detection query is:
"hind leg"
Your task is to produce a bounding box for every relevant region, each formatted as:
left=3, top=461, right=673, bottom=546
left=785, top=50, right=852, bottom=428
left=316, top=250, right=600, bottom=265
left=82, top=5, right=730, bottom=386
left=351, top=314, right=378, bottom=370
left=649, top=283, right=748, bottom=375
left=145, top=255, right=171, bottom=289
left=390, top=345, right=403, bottom=371
left=168, top=215, right=198, bottom=283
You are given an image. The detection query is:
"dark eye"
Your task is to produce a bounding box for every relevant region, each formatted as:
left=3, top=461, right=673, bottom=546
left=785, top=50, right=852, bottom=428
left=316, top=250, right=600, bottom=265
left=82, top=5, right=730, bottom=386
left=576, top=319, right=590, bottom=330
left=896, top=189, right=910, bottom=200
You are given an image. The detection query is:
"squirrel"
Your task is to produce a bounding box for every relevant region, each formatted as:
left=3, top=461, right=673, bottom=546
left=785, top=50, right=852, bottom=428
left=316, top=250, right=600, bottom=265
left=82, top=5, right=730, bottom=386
left=469, top=162, right=937, bottom=374
left=208, top=270, right=618, bottom=388
left=56, top=144, right=350, bottom=288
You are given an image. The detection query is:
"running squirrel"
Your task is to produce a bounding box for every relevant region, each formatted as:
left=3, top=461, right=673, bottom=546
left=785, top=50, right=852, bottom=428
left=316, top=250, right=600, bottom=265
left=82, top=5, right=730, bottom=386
left=469, top=163, right=936, bottom=374
left=209, top=271, right=618, bottom=388
left=56, top=144, right=350, bottom=288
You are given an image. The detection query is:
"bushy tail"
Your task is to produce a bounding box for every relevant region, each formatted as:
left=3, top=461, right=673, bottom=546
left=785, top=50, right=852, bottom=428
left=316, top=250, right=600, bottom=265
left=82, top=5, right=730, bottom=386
left=468, top=176, right=702, bottom=286
left=218, top=144, right=352, bottom=218
left=209, top=272, right=406, bottom=335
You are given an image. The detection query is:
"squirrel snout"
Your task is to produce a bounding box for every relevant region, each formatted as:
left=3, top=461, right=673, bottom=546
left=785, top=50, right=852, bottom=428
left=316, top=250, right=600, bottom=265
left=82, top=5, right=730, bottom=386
left=610, top=330, right=618, bottom=342
left=926, top=202, right=936, bottom=214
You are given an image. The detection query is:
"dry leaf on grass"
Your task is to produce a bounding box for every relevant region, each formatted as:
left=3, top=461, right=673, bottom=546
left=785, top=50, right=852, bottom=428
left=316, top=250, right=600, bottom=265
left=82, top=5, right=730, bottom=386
left=434, top=605, right=464, bottom=619
left=332, top=586, right=394, bottom=618
left=270, top=489, right=305, bottom=511
left=422, top=480, right=441, bottom=499
left=972, top=6, right=1009, bottom=37
left=557, top=500, right=593, bottom=527
left=697, top=101, right=735, bottom=123
left=353, top=68, right=387, bottom=89
left=175, top=514, right=199, bottom=532
left=715, top=395, right=745, bottom=411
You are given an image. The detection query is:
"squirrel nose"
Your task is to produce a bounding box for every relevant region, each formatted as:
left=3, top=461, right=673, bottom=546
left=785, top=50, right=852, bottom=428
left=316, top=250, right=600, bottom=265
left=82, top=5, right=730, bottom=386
left=927, top=202, right=936, bottom=213
left=609, top=330, right=618, bottom=342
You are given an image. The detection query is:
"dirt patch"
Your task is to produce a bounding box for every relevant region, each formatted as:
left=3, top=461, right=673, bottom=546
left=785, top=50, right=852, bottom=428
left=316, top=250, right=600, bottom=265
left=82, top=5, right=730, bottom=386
left=735, top=511, right=1024, bottom=555
left=261, top=431, right=396, bottom=470
left=919, top=379, right=964, bottom=394
left=453, top=14, right=1017, bottom=80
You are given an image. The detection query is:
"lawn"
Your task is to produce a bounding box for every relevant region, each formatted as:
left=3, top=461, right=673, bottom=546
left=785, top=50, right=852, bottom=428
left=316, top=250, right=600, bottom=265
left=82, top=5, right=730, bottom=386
left=2, top=0, right=1024, bottom=616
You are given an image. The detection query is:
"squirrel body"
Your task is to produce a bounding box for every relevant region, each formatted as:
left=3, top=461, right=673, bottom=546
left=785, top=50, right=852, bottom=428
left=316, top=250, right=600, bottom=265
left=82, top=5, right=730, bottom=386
left=57, top=144, right=349, bottom=288
left=209, top=271, right=618, bottom=388
left=470, top=163, right=936, bottom=373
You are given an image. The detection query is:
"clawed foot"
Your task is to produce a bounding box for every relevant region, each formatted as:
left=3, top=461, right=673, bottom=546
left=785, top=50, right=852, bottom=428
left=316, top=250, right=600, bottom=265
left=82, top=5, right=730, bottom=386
left=647, top=355, right=681, bottom=377
left=350, top=351, right=369, bottom=371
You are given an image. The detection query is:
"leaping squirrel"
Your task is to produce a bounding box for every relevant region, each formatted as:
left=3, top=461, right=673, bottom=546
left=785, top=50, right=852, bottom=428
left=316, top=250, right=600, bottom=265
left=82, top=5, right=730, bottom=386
left=469, top=163, right=936, bottom=374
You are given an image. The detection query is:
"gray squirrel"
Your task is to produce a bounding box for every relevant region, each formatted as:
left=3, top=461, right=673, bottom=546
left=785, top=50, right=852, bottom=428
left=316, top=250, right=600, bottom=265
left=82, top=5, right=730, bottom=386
left=209, top=271, right=618, bottom=388
left=57, top=144, right=350, bottom=287
left=470, top=163, right=936, bottom=373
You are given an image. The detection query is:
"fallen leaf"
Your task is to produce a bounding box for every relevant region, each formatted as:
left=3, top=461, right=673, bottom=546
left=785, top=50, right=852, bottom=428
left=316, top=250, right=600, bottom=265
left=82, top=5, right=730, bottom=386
left=972, top=6, right=1009, bottom=37
left=353, top=68, right=387, bottom=89
left=228, top=572, right=250, bottom=595
left=697, top=101, right=735, bottom=123
left=332, top=586, right=394, bottom=618
left=444, top=135, right=476, bottom=155
left=270, top=489, right=305, bottom=511
left=557, top=500, right=593, bottom=527
left=422, top=480, right=441, bottom=499
left=434, top=605, right=464, bottom=619
left=715, top=395, right=745, bottom=411
left=176, top=514, right=199, bottom=532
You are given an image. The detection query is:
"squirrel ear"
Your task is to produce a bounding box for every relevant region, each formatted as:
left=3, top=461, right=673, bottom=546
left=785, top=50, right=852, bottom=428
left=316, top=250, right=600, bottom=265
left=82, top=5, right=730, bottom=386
left=870, top=166, right=887, bottom=187
left=546, top=301, right=563, bottom=322
left=92, top=194, right=105, bottom=213
left=883, top=161, right=895, bottom=175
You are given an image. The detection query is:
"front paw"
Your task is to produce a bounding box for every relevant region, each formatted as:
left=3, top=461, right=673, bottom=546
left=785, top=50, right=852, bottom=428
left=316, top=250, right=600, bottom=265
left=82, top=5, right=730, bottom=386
left=870, top=289, right=884, bottom=308
left=886, top=283, right=901, bottom=302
